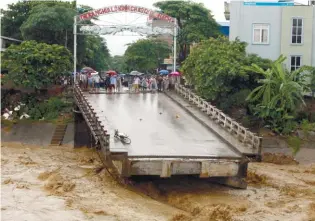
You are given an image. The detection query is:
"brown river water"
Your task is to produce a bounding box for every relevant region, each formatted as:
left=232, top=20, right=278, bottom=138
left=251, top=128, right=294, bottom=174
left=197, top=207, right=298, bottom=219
left=1, top=142, right=315, bottom=221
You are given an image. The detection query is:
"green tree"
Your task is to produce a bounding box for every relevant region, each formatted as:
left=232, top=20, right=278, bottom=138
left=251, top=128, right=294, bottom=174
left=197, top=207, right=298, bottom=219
left=1, top=40, right=72, bottom=89
left=1, top=1, right=111, bottom=71
left=109, top=56, right=128, bottom=73
left=20, top=4, right=76, bottom=48
left=181, top=36, right=273, bottom=111
left=246, top=55, right=311, bottom=134
left=154, top=1, right=219, bottom=62
left=81, top=35, right=110, bottom=71
left=181, top=36, right=248, bottom=101
left=124, top=39, right=171, bottom=73
left=1, top=1, right=75, bottom=40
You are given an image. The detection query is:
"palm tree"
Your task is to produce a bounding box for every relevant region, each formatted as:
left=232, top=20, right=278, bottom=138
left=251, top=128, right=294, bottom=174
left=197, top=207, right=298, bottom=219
left=245, top=55, right=311, bottom=133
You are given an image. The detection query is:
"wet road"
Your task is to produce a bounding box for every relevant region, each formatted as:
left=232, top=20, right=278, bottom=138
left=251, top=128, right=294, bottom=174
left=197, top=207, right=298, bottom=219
left=85, top=93, right=241, bottom=158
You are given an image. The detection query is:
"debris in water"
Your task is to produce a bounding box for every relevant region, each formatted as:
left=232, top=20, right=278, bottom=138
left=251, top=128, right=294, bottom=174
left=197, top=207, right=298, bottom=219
left=262, top=153, right=298, bottom=165
left=44, top=173, right=75, bottom=195
left=3, top=178, right=13, bottom=185
left=246, top=170, right=268, bottom=185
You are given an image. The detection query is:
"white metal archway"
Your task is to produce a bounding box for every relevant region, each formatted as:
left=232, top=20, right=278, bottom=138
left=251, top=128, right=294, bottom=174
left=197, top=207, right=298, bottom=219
left=73, top=4, right=178, bottom=82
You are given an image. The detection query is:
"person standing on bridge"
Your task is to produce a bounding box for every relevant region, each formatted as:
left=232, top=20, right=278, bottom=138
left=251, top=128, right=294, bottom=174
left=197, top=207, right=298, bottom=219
left=104, top=74, right=110, bottom=92
left=157, top=75, right=163, bottom=92
left=94, top=74, right=100, bottom=93
left=133, top=76, right=140, bottom=93
left=116, top=76, right=122, bottom=92
left=150, top=76, right=157, bottom=92
left=141, top=77, right=148, bottom=91
left=163, top=75, right=170, bottom=91
left=109, top=75, right=117, bottom=94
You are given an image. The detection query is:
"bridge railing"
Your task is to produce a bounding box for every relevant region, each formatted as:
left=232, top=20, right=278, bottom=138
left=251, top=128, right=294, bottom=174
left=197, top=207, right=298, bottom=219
left=174, top=83, right=262, bottom=154
left=73, top=83, right=110, bottom=155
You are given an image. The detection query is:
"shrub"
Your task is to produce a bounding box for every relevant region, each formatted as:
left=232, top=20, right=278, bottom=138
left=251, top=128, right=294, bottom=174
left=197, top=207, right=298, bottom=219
left=28, top=97, right=71, bottom=120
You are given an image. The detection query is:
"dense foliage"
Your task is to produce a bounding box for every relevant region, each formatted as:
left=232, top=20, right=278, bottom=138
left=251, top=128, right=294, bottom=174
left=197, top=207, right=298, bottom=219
left=109, top=56, right=128, bottom=73
left=2, top=41, right=72, bottom=89
left=20, top=4, right=75, bottom=47
left=246, top=55, right=312, bottom=134
left=81, top=36, right=110, bottom=71
left=124, top=39, right=171, bottom=73
left=154, top=1, right=219, bottom=62
left=1, top=1, right=76, bottom=40
left=181, top=36, right=272, bottom=109
left=1, top=1, right=110, bottom=70
left=1, top=92, right=72, bottom=122
left=27, top=96, right=72, bottom=120
left=181, top=36, right=315, bottom=135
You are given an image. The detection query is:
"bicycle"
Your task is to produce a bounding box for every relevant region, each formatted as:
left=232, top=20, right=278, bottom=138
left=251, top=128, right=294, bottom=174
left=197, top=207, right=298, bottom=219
left=114, top=129, right=131, bottom=144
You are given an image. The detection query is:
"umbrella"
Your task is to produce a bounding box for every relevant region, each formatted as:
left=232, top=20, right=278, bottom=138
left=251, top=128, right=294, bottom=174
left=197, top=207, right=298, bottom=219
left=90, top=72, right=99, bottom=76
left=130, top=71, right=144, bottom=76
left=170, top=71, right=181, bottom=76
left=81, top=67, right=95, bottom=73
left=159, top=70, right=169, bottom=75
left=106, top=70, right=117, bottom=75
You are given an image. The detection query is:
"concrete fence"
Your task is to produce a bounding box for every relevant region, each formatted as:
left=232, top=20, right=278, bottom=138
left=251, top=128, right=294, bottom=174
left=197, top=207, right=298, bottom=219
left=174, top=83, right=261, bottom=152
left=73, top=83, right=110, bottom=154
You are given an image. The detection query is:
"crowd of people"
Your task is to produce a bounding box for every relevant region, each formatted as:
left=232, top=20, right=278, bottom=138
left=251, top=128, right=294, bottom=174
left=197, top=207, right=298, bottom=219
left=78, top=73, right=123, bottom=93
left=131, top=75, right=178, bottom=92
left=77, top=72, right=180, bottom=93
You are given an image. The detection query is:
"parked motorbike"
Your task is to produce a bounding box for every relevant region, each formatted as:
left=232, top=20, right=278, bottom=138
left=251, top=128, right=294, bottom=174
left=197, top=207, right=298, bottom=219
left=114, top=129, right=131, bottom=144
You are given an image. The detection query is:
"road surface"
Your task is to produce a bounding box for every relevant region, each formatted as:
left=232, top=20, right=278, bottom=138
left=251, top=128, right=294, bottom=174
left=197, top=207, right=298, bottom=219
left=85, top=93, right=241, bottom=159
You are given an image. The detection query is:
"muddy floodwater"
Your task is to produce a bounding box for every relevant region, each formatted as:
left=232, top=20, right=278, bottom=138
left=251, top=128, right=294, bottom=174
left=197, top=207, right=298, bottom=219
left=1, top=142, right=315, bottom=221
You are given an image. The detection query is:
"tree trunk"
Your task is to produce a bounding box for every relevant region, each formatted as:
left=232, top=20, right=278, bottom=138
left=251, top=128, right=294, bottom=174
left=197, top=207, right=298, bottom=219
left=65, top=30, right=68, bottom=49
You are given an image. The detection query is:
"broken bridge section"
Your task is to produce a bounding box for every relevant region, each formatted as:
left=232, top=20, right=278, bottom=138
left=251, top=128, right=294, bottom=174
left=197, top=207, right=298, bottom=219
left=73, top=83, right=260, bottom=189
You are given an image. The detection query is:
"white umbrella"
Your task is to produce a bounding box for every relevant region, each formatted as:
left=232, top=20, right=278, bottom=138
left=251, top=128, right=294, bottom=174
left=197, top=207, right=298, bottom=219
left=90, top=72, right=99, bottom=76
left=129, top=71, right=144, bottom=76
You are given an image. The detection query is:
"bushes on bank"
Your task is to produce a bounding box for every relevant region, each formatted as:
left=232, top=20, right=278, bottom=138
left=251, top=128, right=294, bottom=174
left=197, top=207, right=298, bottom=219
left=28, top=96, right=72, bottom=120
left=181, top=36, right=314, bottom=135
left=181, top=36, right=272, bottom=109
left=1, top=90, right=72, bottom=122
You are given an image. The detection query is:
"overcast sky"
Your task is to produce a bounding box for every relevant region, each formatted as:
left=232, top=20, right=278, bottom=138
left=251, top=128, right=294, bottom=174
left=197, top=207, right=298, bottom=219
left=0, top=0, right=310, bottom=56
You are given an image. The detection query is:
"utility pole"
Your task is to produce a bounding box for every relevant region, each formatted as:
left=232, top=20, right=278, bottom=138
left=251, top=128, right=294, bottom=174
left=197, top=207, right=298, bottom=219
left=173, top=18, right=177, bottom=72
left=73, top=16, right=77, bottom=83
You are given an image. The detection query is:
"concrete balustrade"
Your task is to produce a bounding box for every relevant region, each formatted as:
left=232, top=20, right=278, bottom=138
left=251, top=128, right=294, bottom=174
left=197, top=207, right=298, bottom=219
left=174, top=83, right=262, bottom=152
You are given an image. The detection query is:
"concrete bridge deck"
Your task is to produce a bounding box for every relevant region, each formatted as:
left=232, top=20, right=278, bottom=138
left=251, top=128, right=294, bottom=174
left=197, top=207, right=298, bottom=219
left=74, top=84, right=257, bottom=187
left=84, top=92, right=242, bottom=159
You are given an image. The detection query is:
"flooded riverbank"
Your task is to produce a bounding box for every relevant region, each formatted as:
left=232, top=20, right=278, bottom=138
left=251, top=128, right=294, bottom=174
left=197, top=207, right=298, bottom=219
left=1, top=142, right=315, bottom=221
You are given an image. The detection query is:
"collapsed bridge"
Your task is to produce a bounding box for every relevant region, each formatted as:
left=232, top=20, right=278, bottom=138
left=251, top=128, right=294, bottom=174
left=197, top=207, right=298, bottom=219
left=73, top=83, right=262, bottom=189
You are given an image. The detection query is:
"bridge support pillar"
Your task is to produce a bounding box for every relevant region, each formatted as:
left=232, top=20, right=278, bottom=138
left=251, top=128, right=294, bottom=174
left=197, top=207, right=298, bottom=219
left=74, top=105, right=95, bottom=148
left=210, top=160, right=248, bottom=189
left=212, top=176, right=247, bottom=189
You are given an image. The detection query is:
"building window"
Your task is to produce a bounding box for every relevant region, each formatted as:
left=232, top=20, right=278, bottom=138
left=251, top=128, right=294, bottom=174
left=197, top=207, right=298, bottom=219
left=252, top=24, right=269, bottom=44
left=291, top=18, right=303, bottom=44
left=290, top=56, right=302, bottom=71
